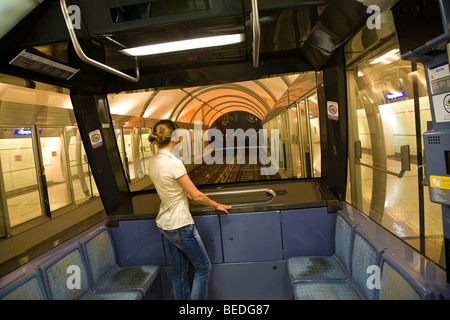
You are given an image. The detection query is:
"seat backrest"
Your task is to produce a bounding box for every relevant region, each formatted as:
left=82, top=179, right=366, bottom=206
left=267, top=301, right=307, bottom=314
left=379, top=257, right=422, bottom=300
left=39, top=246, right=91, bottom=300
left=351, top=232, right=379, bottom=300
left=0, top=271, right=48, bottom=300
left=334, top=215, right=353, bottom=272
left=82, top=228, right=117, bottom=286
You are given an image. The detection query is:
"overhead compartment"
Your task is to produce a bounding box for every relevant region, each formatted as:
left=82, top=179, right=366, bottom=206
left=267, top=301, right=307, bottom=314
left=0, top=0, right=328, bottom=91
left=77, top=0, right=247, bottom=75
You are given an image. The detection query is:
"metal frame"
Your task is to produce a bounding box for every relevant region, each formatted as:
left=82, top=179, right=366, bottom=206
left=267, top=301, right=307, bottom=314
left=354, top=141, right=411, bottom=178
left=60, top=0, right=140, bottom=83
left=251, top=0, right=261, bottom=68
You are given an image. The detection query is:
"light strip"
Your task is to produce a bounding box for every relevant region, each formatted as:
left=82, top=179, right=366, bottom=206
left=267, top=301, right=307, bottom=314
left=121, top=33, right=245, bottom=57
left=370, top=49, right=400, bottom=64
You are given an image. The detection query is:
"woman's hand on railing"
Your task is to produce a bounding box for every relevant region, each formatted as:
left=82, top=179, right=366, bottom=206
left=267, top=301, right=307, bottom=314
left=214, top=203, right=232, bottom=215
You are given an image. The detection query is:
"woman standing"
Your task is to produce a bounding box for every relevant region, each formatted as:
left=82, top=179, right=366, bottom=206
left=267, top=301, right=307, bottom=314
left=148, top=119, right=231, bottom=300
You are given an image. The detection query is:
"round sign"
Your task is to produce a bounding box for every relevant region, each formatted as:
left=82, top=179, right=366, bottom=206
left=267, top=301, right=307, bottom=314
left=328, top=104, right=337, bottom=114
left=91, top=133, right=101, bottom=143
left=444, top=94, right=450, bottom=114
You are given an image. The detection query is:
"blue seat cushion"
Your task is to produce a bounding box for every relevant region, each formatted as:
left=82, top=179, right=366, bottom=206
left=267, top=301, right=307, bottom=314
left=43, top=248, right=91, bottom=300
left=96, top=265, right=160, bottom=293
left=84, top=229, right=117, bottom=286
left=0, top=271, right=47, bottom=300
left=293, top=282, right=361, bottom=300
left=334, top=215, right=352, bottom=271
left=379, top=262, right=420, bottom=300
left=288, top=256, right=347, bottom=282
left=351, top=233, right=378, bottom=300
left=87, top=291, right=142, bottom=300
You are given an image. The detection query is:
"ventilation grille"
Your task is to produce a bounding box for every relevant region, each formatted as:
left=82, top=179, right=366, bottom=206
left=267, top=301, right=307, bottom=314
left=427, top=135, right=441, bottom=145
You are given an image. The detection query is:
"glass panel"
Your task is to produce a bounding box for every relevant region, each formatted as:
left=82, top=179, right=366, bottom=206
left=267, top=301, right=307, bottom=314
left=289, top=105, right=302, bottom=178
left=0, top=127, right=42, bottom=227
left=416, top=62, right=446, bottom=267
left=298, top=99, right=312, bottom=177
left=132, top=127, right=145, bottom=179
left=123, top=128, right=133, bottom=180
left=277, top=114, right=286, bottom=174
left=66, top=127, right=98, bottom=204
left=115, top=128, right=126, bottom=166
left=280, top=110, right=291, bottom=176
left=257, top=92, right=319, bottom=180
left=346, top=41, right=444, bottom=268
left=347, top=47, right=417, bottom=226
left=141, top=127, right=154, bottom=176
left=308, top=93, right=321, bottom=177
left=109, top=74, right=320, bottom=188
left=120, top=127, right=147, bottom=181
left=39, top=127, right=71, bottom=212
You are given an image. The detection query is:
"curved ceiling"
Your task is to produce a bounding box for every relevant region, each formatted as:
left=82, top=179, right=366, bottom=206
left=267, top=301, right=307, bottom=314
left=0, top=70, right=317, bottom=129
left=107, top=72, right=317, bottom=127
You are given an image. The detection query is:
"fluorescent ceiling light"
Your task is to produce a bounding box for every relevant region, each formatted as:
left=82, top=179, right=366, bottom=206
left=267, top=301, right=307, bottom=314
left=122, top=33, right=245, bottom=57
left=370, top=49, right=400, bottom=64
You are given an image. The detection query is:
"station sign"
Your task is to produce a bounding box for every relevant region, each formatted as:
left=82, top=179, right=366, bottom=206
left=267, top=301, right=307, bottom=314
left=14, top=129, right=41, bottom=136
left=385, top=91, right=406, bottom=100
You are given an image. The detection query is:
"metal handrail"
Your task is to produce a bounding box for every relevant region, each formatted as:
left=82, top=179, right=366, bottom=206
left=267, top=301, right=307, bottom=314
left=60, top=0, right=140, bottom=83
left=356, top=161, right=408, bottom=178
left=354, top=141, right=411, bottom=178
left=203, top=187, right=276, bottom=207
left=250, top=0, right=260, bottom=68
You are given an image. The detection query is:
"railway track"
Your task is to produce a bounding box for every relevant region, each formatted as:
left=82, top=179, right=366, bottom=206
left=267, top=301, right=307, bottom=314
left=189, top=155, right=281, bottom=185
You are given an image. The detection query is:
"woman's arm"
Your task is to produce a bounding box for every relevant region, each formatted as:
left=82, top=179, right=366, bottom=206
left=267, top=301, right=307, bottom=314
left=177, top=174, right=231, bottom=214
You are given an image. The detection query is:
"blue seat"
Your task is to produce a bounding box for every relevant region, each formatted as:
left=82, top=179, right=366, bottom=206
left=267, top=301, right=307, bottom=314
left=378, top=253, right=433, bottom=300
left=293, top=231, right=380, bottom=300
left=287, top=215, right=353, bottom=284
left=39, top=244, right=142, bottom=300
left=349, top=232, right=380, bottom=300
left=80, top=227, right=160, bottom=296
left=292, top=282, right=361, bottom=300
left=0, top=271, right=48, bottom=300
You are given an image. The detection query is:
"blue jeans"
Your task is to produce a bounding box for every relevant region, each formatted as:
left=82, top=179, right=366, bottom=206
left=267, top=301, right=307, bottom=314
left=158, top=225, right=211, bottom=300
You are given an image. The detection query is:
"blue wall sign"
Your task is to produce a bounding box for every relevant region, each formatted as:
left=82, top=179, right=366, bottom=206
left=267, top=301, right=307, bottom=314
left=385, top=91, right=406, bottom=100
left=14, top=129, right=42, bottom=136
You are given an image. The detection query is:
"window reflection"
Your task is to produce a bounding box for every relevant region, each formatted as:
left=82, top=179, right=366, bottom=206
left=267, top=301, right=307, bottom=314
left=308, top=93, right=321, bottom=177
left=66, top=127, right=98, bottom=204
left=0, top=127, right=42, bottom=227
left=346, top=34, right=444, bottom=268
left=262, top=90, right=321, bottom=179
left=39, top=127, right=71, bottom=212
left=0, top=81, right=100, bottom=234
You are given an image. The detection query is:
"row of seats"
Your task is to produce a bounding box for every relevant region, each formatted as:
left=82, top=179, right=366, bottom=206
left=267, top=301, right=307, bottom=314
left=0, top=225, right=160, bottom=300
left=287, top=214, right=435, bottom=300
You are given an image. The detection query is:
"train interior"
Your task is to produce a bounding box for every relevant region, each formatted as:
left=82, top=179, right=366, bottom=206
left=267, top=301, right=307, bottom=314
left=0, top=0, right=450, bottom=301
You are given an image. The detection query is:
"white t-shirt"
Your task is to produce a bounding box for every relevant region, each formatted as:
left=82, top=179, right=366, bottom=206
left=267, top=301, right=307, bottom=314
left=148, top=149, right=194, bottom=230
